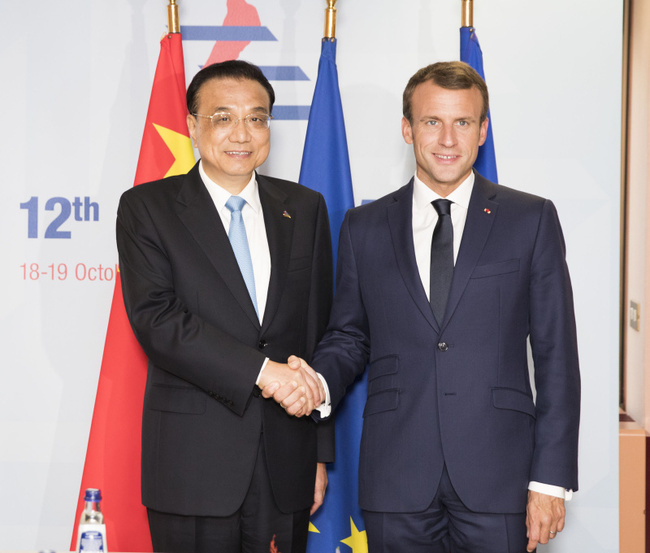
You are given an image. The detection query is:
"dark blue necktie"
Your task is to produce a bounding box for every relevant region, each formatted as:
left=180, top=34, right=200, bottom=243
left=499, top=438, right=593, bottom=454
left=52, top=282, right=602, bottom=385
left=430, top=199, right=454, bottom=325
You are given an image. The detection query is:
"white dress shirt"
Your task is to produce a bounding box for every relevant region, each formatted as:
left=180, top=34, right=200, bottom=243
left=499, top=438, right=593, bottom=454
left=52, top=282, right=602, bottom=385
left=412, top=172, right=473, bottom=293
left=199, top=162, right=271, bottom=322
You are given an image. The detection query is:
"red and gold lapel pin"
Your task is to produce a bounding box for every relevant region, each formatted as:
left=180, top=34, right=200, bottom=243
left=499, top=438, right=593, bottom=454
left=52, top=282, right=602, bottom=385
left=484, top=208, right=491, bottom=214
left=282, top=210, right=292, bottom=219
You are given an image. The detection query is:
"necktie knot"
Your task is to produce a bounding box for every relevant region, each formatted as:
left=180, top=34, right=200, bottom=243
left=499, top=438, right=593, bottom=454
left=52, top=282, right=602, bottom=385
left=226, top=195, right=247, bottom=213
left=432, top=198, right=452, bottom=216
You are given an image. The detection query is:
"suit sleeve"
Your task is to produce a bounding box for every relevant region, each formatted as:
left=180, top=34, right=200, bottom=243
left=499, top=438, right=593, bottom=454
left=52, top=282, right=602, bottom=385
left=528, top=199, right=581, bottom=491
left=116, top=191, right=266, bottom=417
left=312, top=211, right=371, bottom=415
left=306, top=194, right=336, bottom=462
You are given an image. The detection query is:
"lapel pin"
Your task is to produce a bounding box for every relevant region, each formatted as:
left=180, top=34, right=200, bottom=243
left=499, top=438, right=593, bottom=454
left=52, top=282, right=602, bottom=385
left=282, top=210, right=292, bottom=219
left=484, top=208, right=491, bottom=214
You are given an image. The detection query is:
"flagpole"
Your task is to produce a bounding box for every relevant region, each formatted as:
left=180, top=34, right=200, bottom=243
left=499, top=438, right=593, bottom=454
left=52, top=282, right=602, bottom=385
left=167, top=0, right=180, bottom=34
left=459, top=0, right=498, bottom=183
left=462, top=0, right=473, bottom=28
left=324, top=0, right=337, bottom=40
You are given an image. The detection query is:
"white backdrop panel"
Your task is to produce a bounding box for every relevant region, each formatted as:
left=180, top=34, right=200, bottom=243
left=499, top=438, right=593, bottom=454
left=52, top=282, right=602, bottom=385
left=0, top=1, right=621, bottom=550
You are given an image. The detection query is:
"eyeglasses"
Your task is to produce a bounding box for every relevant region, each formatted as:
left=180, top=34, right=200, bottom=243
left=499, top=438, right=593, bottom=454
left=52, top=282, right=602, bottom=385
left=192, top=111, right=273, bottom=131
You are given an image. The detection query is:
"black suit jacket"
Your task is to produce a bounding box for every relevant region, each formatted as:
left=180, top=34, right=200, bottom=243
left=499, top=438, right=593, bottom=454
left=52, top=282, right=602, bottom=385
left=116, top=162, right=334, bottom=516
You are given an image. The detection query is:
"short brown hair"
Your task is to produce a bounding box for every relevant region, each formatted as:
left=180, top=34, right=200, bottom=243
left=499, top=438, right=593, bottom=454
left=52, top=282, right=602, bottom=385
left=402, top=61, right=489, bottom=124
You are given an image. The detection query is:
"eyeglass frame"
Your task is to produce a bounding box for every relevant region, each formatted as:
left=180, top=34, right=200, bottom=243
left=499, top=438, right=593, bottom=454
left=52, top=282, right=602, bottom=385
left=190, top=110, right=273, bottom=131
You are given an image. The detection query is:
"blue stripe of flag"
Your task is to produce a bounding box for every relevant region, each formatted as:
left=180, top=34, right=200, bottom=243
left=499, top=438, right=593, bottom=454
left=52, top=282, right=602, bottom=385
left=300, top=38, right=366, bottom=553
left=460, top=26, right=498, bottom=183
left=259, top=66, right=309, bottom=81
left=180, top=25, right=276, bottom=41
left=271, top=106, right=311, bottom=121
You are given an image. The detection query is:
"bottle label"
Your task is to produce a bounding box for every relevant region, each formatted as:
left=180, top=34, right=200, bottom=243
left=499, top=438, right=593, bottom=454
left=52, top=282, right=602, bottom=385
left=79, top=529, right=105, bottom=552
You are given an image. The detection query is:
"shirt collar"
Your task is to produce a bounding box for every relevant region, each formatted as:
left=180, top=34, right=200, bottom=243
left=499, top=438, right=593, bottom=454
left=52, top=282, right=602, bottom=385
left=412, top=171, right=475, bottom=213
left=198, top=161, right=262, bottom=215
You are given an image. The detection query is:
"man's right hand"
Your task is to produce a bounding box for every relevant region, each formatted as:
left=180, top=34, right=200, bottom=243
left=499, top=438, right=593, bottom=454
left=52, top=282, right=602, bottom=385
left=259, top=358, right=323, bottom=417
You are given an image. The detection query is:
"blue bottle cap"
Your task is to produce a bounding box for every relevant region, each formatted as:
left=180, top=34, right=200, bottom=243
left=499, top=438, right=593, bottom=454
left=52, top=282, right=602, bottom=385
left=84, top=488, right=102, bottom=502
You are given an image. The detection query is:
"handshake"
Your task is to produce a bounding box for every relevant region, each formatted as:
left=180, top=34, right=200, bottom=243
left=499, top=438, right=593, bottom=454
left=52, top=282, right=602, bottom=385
left=258, top=356, right=324, bottom=417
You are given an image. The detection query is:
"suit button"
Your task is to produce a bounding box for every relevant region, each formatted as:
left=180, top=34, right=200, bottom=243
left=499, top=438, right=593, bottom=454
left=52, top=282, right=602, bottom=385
left=258, top=339, right=268, bottom=349
left=437, top=342, right=449, bottom=352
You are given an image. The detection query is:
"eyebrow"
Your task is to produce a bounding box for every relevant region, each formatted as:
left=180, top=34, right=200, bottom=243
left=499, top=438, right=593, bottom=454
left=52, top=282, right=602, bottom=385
left=211, top=106, right=270, bottom=114
left=419, top=115, right=477, bottom=122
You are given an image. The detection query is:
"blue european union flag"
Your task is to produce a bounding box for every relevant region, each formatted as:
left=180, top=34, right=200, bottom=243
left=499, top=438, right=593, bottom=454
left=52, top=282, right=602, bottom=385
left=300, top=38, right=354, bottom=262
left=460, top=27, right=498, bottom=183
left=300, top=38, right=368, bottom=553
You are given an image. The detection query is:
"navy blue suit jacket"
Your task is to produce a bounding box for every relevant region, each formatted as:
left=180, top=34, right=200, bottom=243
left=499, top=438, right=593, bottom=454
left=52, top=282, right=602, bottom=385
left=313, top=173, right=580, bottom=514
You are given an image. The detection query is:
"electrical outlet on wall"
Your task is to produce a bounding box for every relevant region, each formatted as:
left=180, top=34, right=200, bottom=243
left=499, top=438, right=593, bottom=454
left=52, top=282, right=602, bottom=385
left=630, top=301, right=640, bottom=331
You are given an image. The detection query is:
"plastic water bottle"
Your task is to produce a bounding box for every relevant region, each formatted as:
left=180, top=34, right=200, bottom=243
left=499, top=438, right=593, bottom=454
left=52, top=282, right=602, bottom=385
left=76, top=488, right=108, bottom=552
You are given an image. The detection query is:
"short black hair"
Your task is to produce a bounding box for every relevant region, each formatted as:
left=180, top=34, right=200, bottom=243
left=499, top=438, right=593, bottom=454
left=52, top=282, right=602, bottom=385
left=186, top=60, right=275, bottom=115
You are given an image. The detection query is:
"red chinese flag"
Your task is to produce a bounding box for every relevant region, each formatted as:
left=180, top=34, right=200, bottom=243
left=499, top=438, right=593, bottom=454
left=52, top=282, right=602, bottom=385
left=71, top=32, right=194, bottom=552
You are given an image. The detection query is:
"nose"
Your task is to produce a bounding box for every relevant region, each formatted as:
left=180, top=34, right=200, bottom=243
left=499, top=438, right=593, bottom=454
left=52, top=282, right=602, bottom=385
left=228, top=118, right=251, bottom=142
left=439, top=124, right=456, bottom=147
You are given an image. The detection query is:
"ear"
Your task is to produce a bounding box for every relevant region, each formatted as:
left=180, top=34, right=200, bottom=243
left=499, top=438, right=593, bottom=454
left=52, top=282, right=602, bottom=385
left=478, top=117, right=489, bottom=147
left=187, top=113, right=198, bottom=148
left=402, top=117, right=414, bottom=145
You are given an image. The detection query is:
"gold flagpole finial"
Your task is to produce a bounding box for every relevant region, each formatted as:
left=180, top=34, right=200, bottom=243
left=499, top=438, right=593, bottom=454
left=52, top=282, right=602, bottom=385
left=168, top=0, right=180, bottom=34
left=324, top=0, right=337, bottom=40
left=462, top=0, right=473, bottom=28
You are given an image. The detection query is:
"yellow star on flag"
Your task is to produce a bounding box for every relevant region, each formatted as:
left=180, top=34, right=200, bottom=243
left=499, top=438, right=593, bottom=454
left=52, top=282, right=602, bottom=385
left=341, top=516, right=368, bottom=553
left=308, top=522, right=320, bottom=533
left=153, top=123, right=195, bottom=177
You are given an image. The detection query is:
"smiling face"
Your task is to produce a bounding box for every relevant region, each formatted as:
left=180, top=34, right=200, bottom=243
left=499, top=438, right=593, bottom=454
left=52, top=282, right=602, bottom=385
left=187, top=77, right=271, bottom=194
left=402, top=81, right=488, bottom=197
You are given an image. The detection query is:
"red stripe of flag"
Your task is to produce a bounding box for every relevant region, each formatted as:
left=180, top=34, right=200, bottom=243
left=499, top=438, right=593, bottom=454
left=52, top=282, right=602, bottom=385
left=71, top=32, right=194, bottom=552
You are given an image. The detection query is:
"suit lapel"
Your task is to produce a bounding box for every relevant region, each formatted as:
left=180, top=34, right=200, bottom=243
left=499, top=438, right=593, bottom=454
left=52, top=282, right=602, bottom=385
left=442, top=173, right=499, bottom=328
left=175, top=164, right=260, bottom=328
left=257, top=174, right=293, bottom=334
left=387, top=180, right=438, bottom=331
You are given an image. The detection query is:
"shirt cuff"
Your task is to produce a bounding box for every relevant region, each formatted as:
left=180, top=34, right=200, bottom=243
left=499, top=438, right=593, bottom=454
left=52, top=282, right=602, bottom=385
left=315, top=373, right=332, bottom=418
left=528, top=481, right=573, bottom=501
left=255, top=358, right=270, bottom=387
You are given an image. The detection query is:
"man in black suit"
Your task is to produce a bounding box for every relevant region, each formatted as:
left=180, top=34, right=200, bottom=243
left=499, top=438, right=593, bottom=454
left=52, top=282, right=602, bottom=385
left=117, top=60, right=333, bottom=553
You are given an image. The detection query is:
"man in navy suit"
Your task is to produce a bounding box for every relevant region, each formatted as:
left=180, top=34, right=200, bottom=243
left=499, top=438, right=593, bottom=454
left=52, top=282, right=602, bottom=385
left=269, top=61, right=580, bottom=552
left=117, top=60, right=333, bottom=553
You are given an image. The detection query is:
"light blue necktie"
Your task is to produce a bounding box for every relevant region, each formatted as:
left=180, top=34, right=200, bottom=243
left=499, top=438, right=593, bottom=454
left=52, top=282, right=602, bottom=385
left=225, top=196, right=258, bottom=317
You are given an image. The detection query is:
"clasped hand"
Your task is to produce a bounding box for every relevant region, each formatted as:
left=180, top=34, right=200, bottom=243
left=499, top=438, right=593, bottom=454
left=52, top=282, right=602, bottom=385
left=258, top=356, right=322, bottom=417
